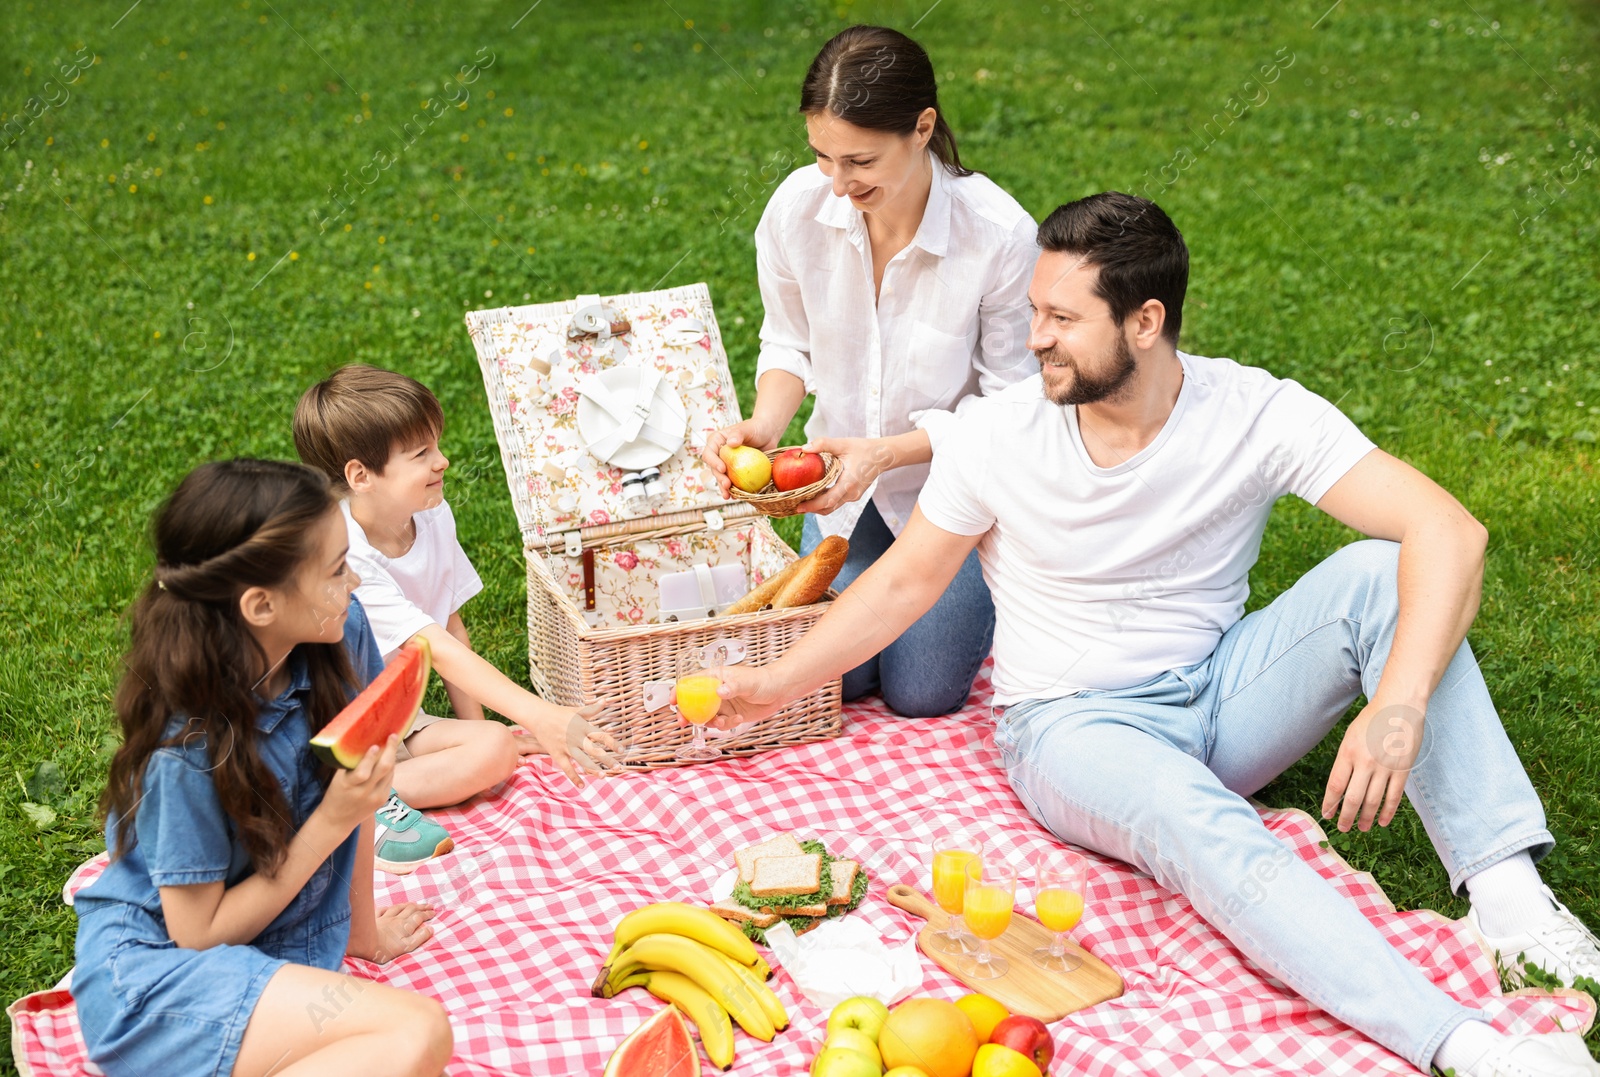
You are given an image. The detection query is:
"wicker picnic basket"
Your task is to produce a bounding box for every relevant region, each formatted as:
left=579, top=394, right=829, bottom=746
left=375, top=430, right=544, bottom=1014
left=465, top=283, right=842, bottom=767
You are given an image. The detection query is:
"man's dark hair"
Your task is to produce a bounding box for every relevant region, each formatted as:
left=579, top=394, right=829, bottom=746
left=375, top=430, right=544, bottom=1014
left=1036, top=192, right=1188, bottom=343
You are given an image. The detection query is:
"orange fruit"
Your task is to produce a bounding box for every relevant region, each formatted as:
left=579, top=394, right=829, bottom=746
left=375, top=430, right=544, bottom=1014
left=883, top=1069, right=933, bottom=1077
left=972, top=1042, right=1042, bottom=1077
left=878, top=998, right=979, bottom=1077
left=954, top=993, right=1010, bottom=1043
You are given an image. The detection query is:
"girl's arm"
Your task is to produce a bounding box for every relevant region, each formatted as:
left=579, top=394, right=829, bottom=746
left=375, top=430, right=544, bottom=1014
left=442, top=612, right=486, bottom=721
left=159, top=738, right=396, bottom=951
left=344, top=816, right=377, bottom=958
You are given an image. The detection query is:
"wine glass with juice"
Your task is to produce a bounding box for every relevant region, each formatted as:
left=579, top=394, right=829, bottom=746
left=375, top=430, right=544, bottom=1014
left=674, top=648, right=723, bottom=763
left=1031, top=848, right=1087, bottom=972
left=929, top=825, right=984, bottom=954
left=960, top=853, right=1017, bottom=979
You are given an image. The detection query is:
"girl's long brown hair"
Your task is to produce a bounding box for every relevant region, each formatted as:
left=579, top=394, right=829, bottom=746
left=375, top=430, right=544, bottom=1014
left=101, top=459, right=355, bottom=874
left=800, top=25, right=974, bottom=177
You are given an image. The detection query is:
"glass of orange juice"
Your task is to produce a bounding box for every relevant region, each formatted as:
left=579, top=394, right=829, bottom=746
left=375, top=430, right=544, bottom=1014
left=959, top=854, right=1016, bottom=979
left=929, top=825, right=984, bottom=954
left=674, top=649, right=723, bottom=763
left=1032, top=848, right=1087, bottom=972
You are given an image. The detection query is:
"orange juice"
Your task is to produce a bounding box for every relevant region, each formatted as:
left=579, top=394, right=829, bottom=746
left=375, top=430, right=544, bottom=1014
left=964, top=885, right=1014, bottom=940
left=675, top=674, right=722, bottom=725
left=932, top=849, right=978, bottom=913
left=1036, top=888, right=1084, bottom=933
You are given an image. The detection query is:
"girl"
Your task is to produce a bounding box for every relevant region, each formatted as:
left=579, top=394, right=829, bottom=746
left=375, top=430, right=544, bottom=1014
left=703, top=25, right=1040, bottom=717
left=73, top=459, right=452, bottom=1077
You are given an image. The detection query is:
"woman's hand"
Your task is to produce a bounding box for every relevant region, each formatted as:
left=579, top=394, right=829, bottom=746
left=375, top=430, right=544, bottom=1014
left=701, top=417, right=784, bottom=498
left=318, top=736, right=399, bottom=834
left=791, top=437, right=897, bottom=516
left=521, top=702, right=622, bottom=788
left=354, top=902, right=436, bottom=963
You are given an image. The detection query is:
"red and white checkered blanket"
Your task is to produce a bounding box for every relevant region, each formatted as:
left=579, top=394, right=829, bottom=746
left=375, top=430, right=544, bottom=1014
left=11, top=665, right=1595, bottom=1076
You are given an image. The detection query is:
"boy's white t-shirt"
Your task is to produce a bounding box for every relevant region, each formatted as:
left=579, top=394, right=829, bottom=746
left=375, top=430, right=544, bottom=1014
left=341, top=499, right=484, bottom=660
left=917, top=352, right=1377, bottom=706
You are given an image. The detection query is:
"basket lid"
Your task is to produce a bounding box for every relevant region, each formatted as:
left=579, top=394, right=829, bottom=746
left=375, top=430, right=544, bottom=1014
left=466, top=283, right=745, bottom=546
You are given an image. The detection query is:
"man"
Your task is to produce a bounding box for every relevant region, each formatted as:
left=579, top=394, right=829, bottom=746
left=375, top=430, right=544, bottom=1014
left=714, top=192, right=1600, bottom=1076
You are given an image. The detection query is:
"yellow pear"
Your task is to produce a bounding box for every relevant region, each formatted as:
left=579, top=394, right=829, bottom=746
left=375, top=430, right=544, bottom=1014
left=720, top=444, right=772, bottom=493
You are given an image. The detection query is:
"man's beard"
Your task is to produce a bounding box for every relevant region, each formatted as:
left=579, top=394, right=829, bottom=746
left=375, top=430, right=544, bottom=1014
left=1037, top=333, right=1138, bottom=406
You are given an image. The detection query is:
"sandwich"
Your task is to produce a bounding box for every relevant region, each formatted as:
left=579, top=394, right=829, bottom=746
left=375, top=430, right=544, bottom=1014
left=749, top=854, right=822, bottom=899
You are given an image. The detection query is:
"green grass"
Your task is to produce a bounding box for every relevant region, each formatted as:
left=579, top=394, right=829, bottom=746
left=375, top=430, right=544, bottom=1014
left=2, top=0, right=1598, bottom=1067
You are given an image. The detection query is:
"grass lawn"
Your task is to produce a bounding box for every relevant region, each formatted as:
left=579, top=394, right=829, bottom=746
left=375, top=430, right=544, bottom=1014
left=2, top=0, right=1597, bottom=1068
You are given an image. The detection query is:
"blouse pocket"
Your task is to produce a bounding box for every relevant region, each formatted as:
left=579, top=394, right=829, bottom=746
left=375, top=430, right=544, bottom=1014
left=906, top=322, right=976, bottom=408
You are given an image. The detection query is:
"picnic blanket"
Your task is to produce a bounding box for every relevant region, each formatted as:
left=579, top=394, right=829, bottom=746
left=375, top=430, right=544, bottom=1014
left=11, top=663, right=1596, bottom=1076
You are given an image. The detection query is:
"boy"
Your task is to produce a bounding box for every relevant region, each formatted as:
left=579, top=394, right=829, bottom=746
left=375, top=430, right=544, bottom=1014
left=294, top=364, right=619, bottom=873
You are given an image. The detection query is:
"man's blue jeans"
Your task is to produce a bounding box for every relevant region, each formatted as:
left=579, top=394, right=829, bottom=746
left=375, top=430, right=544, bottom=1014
left=802, top=503, right=994, bottom=717
left=994, top=540, right=1554, bottom=1071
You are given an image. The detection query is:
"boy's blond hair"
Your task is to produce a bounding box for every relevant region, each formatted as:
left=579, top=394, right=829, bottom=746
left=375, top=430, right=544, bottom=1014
left=293, top=364, right=444, bottom=491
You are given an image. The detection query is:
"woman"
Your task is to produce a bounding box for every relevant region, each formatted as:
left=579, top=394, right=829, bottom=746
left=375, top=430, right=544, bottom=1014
left=705, top=25, right=1039, bottom=717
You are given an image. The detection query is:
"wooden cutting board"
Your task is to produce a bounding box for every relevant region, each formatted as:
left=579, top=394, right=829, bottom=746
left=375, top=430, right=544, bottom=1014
left=886, top=884, right=1123, bottom=1022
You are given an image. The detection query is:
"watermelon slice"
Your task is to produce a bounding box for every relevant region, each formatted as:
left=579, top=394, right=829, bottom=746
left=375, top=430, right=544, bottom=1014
left=601, top=1005, right=699, bottom=1077
left=310, top=635, right=432, bottom=768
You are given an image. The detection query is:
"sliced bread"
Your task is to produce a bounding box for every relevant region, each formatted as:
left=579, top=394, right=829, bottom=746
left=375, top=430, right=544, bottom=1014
left=734, top=834, right=806, bottom=883
left=749, top=853, right=822, bottom=898
left=758, top=902, right=828, bottom=917
left=709, top=899, right=780, bottom=928
left=827, top=860, right=859, bottom=905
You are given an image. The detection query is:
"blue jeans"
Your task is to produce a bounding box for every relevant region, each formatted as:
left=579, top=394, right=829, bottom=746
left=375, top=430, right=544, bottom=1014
left=993, top=540, right=1553, bottom=1072
left=802, top=503, right=994, bottom=717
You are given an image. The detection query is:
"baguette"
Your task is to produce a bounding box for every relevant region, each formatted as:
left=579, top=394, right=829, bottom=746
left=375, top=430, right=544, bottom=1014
left=827, top=860, right=859, bottom=905
left=710, top=898, right=780, bottom=928
left=771, top=536, right=848, bottom=609
left=749, top=853, right=822, bottom=898
left=733, top=834, right=806, bottom=884
left=724, top=557, right=807, bottom=615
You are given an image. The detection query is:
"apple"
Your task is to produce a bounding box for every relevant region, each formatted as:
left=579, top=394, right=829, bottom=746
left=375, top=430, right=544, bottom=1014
left=825, top=1027, right=882, bottom=1069
left=812, top=1046, right=882, bottom=1077
left=988, top=1015, right=1053, bottom=1071
left=771, top=447, right=826, bottom=491
left=827, top=995, right=890, bottom=1044
left=719, top=444, right=772, bottom=493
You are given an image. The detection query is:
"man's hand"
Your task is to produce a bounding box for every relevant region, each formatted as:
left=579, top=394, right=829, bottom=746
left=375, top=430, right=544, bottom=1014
left=791, top=437, right=894, bottom=516
left=522, top=702, right=622, bottom=788
left=701, top=418, right=783, bottom=499
left=1322, top=700, right=1426, bottom=832
left=671, top=663, right=790, bottom=732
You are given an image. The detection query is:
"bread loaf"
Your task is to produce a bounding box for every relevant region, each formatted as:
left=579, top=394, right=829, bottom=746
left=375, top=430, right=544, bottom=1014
left=771, top=536, right=848, bottom=609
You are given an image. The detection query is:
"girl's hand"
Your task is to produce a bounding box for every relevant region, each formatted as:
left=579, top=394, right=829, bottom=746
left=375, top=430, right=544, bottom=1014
left=791, top=437, right=896, bottom=516
left=523, top=702, right=622, bottom=788
left=360, top=901, right=436, bottom=963
left=319, top=735, right=399, bottom=833
left=701, top=417, right=783, bottom=498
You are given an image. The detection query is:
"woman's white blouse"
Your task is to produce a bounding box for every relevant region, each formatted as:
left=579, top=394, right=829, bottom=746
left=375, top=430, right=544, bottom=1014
left=754, top=156, right=1040, bottom=540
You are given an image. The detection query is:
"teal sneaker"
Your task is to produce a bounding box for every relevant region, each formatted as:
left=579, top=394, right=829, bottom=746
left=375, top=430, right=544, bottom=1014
left=373, top=791, right=454, bottom=874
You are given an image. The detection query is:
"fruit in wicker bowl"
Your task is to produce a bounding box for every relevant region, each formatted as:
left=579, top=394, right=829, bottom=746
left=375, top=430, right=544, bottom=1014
left=721, top=446, right=841, bottom=518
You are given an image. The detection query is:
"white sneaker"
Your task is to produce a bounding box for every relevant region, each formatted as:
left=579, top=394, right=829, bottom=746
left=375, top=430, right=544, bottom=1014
left=1460, top=1033, right=1600, bottom=1077
left=1470, top=885, right=1600, bottom=987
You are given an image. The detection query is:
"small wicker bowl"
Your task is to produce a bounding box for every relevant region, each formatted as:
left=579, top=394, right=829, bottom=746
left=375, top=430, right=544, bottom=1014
left=727, top=449, right=842, bottom=517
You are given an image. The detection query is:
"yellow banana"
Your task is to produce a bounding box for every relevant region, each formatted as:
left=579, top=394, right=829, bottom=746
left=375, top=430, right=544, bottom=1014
left=641, top=970, right=737, bottom=1070
left=604, top=902, right=761, bottom=969
left=707, top=948, right=787, bottom=1032
left=614, top=933, right=776, bottom=1041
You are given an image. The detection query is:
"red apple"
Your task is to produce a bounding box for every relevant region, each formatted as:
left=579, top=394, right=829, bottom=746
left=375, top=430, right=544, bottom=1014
left=989, top=1015, right=1053, bottom=1071
left=771, top=447, right=826, bottom=491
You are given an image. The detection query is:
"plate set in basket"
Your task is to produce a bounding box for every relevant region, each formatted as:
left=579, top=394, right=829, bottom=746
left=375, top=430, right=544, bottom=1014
left=465, top=283, right=842, bottom=767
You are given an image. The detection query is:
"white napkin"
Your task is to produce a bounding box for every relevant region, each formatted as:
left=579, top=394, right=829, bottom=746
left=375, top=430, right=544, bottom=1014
left=763, top=917, right=923, bottom=1011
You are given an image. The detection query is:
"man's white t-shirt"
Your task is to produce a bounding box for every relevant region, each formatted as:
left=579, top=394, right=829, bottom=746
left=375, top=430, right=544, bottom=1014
left=917, top=352, right=1376, bottom=706
left=342, top=499, right=484, bottom=660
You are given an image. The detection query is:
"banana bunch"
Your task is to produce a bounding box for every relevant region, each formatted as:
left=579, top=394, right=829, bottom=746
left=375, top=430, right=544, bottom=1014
left=593, top=902, right=788, bottom=1070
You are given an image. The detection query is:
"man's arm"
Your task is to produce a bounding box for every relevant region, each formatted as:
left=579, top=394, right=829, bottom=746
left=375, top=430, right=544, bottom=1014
left=1312, top=448, right=1489, bottom=830
left=713, top=509, right=983, bottom=725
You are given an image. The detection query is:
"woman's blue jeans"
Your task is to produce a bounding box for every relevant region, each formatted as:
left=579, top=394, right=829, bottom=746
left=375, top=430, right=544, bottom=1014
left=993, top=540, right=1554, bottom=1071
left=801, top=503, right=994, bottom=717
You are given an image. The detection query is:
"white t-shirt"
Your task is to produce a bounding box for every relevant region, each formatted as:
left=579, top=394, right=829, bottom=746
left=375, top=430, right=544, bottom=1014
left=754, top=155, right=1040, bottom=540
left=342, top=499, right=484, bottom=660
left=918, top=352, right=1376, bottom=706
